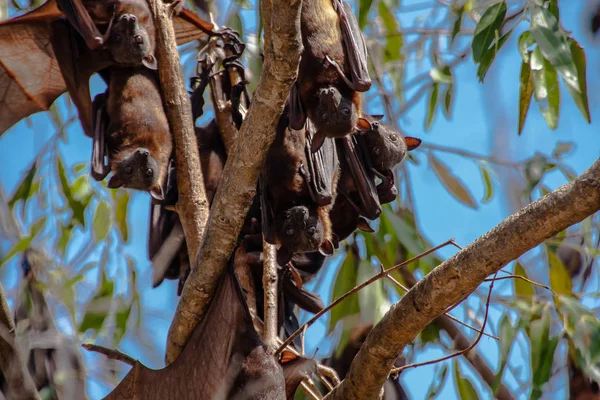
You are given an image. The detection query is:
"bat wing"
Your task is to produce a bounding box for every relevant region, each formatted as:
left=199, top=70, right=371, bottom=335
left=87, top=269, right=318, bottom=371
left=105, top=267, right=287, bottom=400
left=304, top=120, right=339, bottom=207
left=339, top=135, right=381, bottom=220
left=173, top=8, right=215, bottom=45
left=0, top=2, right=65, bottom=136
left=282, top=356, right=317, bottom=400
left=336, top=0, right=371, bottom=92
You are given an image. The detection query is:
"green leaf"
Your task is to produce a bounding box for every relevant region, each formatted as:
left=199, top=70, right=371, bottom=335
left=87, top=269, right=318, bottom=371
left=451, top=6, right=464, bottom=46
left=492, top=315, right=516, bottom=394
left=358, top=0, right=373, bottom=29
left=565, top=39, right=591, bottom=123
left=57, top=157, right=86, bottom=226
left=453, top=360, right=479, bottom=400
left=529, top=304, right=558, bottom=399
left=430, top=67, right=452, bottom=84
left=114, top=296, right=132, bottom=344
left=113, top=191, right=130, bottom=242
left=425, top=83, right=439, bottom=131
left=379, top=1, right=403, bottom=63
left=0, top=217, right=46, bottom=267
left=472, top=1, right=506, bottom=63
left=92, top=201, right=111, bottom=243
left=552, top=141, right=574, bottom=159
left=531, top=50, right=560, bottom=130
left=529, top=5, right=579, bottom=92
left=514, top=262, right=535, bottom=298
left=518, top=31, right=534, bottom=63
left=548, top=0, right=559, bottom=20
left=71, top=162, right=88, bottom=174
left=525, top=153, right=547, bottom=190
left=429, top=153, right=477, bottom=209
left=425, top=364, right=448, bottom=399
left=518, top=61, right=534, bottom=135
left=443, top=83, right=454, bottom=119
left=9, top=162, right=37, bottom=209
left=476, top=30, right=511, bottom=82
left=357, top=261, right=389, bottom=326
left=479, top=165, right=493, bottom=203
left=79, top=270, right=114, bottom=334
left=548, top=251, right=572, bottom=295
left=329, top=251, right=360, bottom=331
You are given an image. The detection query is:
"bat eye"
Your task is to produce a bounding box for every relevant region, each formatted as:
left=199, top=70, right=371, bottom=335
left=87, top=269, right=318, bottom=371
left=113, top=33, right=121, bottom=42
left=373, top=147, right=380, bottom=155
left=320, top=112, right=327, bottom=120
left=134, top=35, right=144, bottom=44
left=145, top=168, right=153, bottom=177
left=286, top=228, right=294, bottom=236
left=306, top=226, right=316, bottom=236
left=389, top=134, right=398, bottom=142
left=341, top=108, right=350, bottom=116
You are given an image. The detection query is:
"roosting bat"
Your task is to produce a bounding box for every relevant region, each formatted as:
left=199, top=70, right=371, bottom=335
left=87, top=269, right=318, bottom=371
left=0, top=0, right=220, bottom=136
left=104, top=266, right=315, bottom=400
left=89, top=66, right=172, bottom=198
left=262, top=112, right=338, bottom=266
left=290, top=0, right=371, bottom=152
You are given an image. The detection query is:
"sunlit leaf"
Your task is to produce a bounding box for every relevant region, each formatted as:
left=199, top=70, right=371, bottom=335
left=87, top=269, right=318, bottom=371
left=9, top=162, right=37, bottom=209
left=514, top=262, right=535, bottom=298
left=518, top=31, right=534, bottom=63
left=329, top=251, right=360, bottom=332
left=453, top=360, right=479, bottom=400
left=451, top=6, right=464, bottom=46
left=358, top=0, right=373, bottom=29
left=565, top=39, right=591, bottom=123
left=493, top=315, right=516, bottom=394
left=518, top=61, right=534, bottom=135
left=529, top=304, right=558, bottom=400
left=57, top=157, right=86, bottom=226
left=429, top=153, right=477, bottom=209
left=79, top=270, right=114, bottom=334
left=114, top=296, right=132, bottom=344
left=425, top=83, right=439, bottom=131
left=472, top=1, right=506, bottom=62
left=357, top=261, right=389, bottom=326
left=529, top=5, right=579, bottom=92
left=548, top=251, right=572, bottom=295
left=0, top=217, right=46, bottom=267
left=476, top=30, right=511, bottom=82
left=430, top=67, right=452, bottom=84
left=92, top=201, right=111, bottom=243
left=479, top=165, right=493, bottom=203
left=113, top=191, right=130, bottom=242
left=379, top=1, right=403, bottom=63
left=71, top=162, right=88, bottom=174
left=531, top=49, right=560, bottom=130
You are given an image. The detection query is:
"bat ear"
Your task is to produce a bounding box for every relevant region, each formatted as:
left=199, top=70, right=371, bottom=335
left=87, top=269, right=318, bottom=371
left=142, top=55, right=158, bottom=70
left=107, top=174, right=124, bottom=189
left=331, top=234, right=340, bottom=249
left=405, top=136, right=422, bottom=151
left=356, top=117, right=372, bottom=133
left=357, top=217, right=375, bottom=233
left=318, top=240, right=334, bottom=257
left=277, top=247, right=293, bottom=266
left=149, top=184, right=165, bottom=201
left=310, top=131, right=326, bottom=153
left=371, top=114, right=384, bottom=121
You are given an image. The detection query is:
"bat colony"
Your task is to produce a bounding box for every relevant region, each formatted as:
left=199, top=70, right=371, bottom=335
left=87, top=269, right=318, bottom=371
left=0, top=0, right=421, bottom=398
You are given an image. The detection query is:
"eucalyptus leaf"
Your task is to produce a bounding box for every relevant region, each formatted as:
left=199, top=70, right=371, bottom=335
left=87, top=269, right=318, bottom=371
left=429, top=153, right=477, bottom=209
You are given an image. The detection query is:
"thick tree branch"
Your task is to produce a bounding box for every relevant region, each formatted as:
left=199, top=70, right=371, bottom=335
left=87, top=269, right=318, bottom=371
left=165, top=0, right=303, bottom=363
left=262, top=241, right=278, bottom=350
left=0, top=284, right=40, bottom=400
left=147, top=0, right=209, bottom=262
left=325, top=158, right=600, bottom=400
left=399, top=270, right=514, bottom=400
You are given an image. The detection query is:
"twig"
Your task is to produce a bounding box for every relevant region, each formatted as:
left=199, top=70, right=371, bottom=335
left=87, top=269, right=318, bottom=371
left=483, top=275, right=555, bottom=295
left=166, top=0, right=303, bottom=364
left=390, top=271, right=497, bottom=375
left=422, top=143, right=522, bottom=168
left=317, top=364, right=341, bottom=387
left=262, top=240, right=278, bottom=351
left=325, top=158, right=600, bottom=400
left=81, top=343, right=136, bottom=367
left=276, top=239, right=456, bottom=356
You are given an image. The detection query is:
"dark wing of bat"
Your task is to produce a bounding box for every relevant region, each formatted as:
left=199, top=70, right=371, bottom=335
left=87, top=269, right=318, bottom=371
left=334, top=0, right=371, bottom=92
left=105, top=267, right=310, bottom=400
left=0, top=0, right=215, bottom=137
left=259, top=175, right=278, bottom=245
left=54, top=0, right=105, bottom=50
left=338, top=135, right=381, bottom=220
left=90, top=91, right=111, bottom=180
left=303, top=119, right=339, bottom=207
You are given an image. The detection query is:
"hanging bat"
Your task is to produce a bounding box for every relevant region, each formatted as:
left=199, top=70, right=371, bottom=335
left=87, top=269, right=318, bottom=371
left=104, top=265, right=315, bottom=400
left=0, top=0, right=221, bottom=137
left=290, top=0, right=371, bottom=152
left=261, top=112, right=338, bottom=266
left=5, top=249, right=87, bottom=400
left=149, top=120, right=228, bottom=290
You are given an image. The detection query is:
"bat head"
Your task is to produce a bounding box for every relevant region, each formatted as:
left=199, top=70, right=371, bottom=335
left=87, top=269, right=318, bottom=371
left=275, top=205, right=333, bottom=262
left=312, top=86, right=358, bottom=139
left=357, top=117, right=422, bottom=171
left=107, top=13, right=157, bottom=70
left=108, top=148, right=164, bottom=200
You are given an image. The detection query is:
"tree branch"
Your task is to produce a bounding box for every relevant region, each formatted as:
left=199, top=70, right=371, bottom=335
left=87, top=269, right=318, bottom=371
left=147, top=0, right=210, bottom=263
left=262, top=240, right=278, bottom=350
left=0, top=284, right=40, bottom=400
left=165, top=0, right=303, bottom=363
left=325, top=158, right=600, bottom=400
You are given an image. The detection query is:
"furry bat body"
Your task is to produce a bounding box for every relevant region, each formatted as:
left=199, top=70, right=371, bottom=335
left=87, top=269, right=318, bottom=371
left=290, top=0, right=371, bottom=152
left=105, top=265, right=315, bottom=400
left=91, top=67, right=172, bottom=198
left=262, top=113, right=338, bottom=266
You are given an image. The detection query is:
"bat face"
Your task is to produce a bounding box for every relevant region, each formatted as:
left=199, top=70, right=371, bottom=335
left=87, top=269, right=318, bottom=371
left=107, top=13, right=157, bottom=70
left=275, top=205, right=325, bottom=254
left=364, top=122, right=408, bottom=171
left=108, top=147, right=163, bottom=199
left=312, top=86, right=358, bottom=139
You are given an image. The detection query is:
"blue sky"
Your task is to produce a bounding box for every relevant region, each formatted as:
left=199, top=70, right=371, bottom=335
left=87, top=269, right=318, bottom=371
left=1, top=1, right=599, bottom=399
